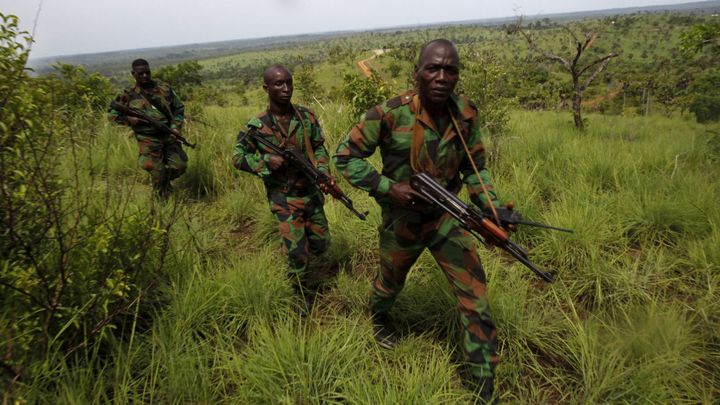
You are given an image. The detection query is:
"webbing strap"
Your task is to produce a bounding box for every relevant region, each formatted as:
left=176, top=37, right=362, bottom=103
left=449, top=109, right=500, bottom=225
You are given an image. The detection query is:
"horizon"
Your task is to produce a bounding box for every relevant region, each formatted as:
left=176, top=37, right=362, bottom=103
left=5, top=0, right=710, bottom=60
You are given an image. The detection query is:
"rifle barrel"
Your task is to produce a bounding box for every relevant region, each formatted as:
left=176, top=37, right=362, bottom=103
left=515, top=219, right=574, bottom=233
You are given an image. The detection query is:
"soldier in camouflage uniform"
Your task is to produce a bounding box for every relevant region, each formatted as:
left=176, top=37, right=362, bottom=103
left=333, top=39, right=504, bottom=402
left=233, top=65, right=333, bottom=304
left=108, top=59, right=187, bottom=198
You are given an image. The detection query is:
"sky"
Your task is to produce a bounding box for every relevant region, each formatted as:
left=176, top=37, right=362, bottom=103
left=1, top=0, right=699, bottom=58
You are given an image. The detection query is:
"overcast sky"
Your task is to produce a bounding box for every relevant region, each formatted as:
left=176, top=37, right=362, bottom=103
left=2, top=0, right=697, bottom=58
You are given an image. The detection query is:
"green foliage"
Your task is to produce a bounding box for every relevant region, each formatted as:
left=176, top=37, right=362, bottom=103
left=342, top=72, right=393, bottom=119
left=154, top=60, right=203, bottom=94
left=689, top=69, right=720, bottom=123
left=40, top=63, right=114, bottom=116
left=680, top=22, right=720, bottom=56
left=0, top=14, right=175, bottom=391
left=457, top=51, right=513, bottom=136
left=293, top=64, right=323, bottom=105
left=4, top=10, right=720, bottom=404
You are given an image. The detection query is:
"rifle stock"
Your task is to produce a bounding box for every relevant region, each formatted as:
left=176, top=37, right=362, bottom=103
left=110, top=101, right=196, bottom=149
left=410, top=172, right=556, bottom=283
left=248, top=131, right=368, bottom=221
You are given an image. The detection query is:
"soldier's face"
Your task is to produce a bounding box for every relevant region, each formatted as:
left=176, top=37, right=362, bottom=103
left=132, top=64, right=152, bottom=87
left=263, top=68, right=293, bottom=106
left=414, top=44, right=460, bottom=106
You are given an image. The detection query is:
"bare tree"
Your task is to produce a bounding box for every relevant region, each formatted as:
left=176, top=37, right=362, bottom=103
left=510, top=19, right=619, bottom=130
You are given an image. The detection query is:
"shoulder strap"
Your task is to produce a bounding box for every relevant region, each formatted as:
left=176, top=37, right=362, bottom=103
left=138, top=88, right=173, bottom=124
left=295, top=107, right=317, bottom=167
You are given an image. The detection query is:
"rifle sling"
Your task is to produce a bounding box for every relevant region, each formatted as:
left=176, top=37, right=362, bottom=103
left=138, top=87, right=174, bottom=127
left=270, top=107, right=317, bottom=168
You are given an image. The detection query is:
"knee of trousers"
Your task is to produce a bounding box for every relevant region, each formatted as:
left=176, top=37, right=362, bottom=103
left=308, top=237, right=329, bottom=255
left=168, top=160, right=187, bottom=177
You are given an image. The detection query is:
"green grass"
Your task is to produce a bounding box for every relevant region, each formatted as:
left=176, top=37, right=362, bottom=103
left=6, top=104, right=720, bottom=404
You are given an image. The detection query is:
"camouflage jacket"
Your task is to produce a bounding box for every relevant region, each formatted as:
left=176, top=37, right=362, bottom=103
left=108, top=80, right=184, bottom=136
left=333, top=90, right=499, bottom=209
left=233, top=105, right=330, bottom=195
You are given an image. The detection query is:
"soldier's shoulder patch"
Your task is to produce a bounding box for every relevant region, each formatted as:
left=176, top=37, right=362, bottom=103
left=364, top=105, right=383, bottom=121
left=153, top=80, right=171, bottom=92
left=247, top=117, right=263, bottom=129
left=456, top=95, right=476, bottom=109
left=457, top=95, right=478, bottom=120
left=296, top=105, right=317, bottom=123
left=385, top=94, right=410, bottom=109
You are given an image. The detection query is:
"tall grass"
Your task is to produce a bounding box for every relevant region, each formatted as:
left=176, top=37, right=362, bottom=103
left=8, top=106, right=719, bottom=404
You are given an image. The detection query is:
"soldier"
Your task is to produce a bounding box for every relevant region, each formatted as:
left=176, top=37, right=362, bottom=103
left=108, top=58, right=188, bottom=199
left=233, top=65, right=333, bottom=308
left=333, top=39, right=505, bottom=402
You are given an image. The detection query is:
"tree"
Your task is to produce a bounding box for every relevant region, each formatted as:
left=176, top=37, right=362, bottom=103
left=293, top=64, right=323, bottom=106
left=680, top=22, right=720, bottom=57
left=509, top=21, right=619, bottom=130
left=688, top=70, right=720, bottom=123
left=154, top=60, right=203, bottom=95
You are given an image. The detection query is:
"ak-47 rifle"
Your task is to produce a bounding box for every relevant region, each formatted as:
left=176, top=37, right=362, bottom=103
left=110, top=101, right=196, bottom=149
left=409, top=172, right=569, bottom=283
left=248, top=131, right=368, bottom=221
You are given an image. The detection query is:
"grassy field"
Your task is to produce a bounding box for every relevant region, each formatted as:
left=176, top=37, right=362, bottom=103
left=11, top=98, right=719, bottom=403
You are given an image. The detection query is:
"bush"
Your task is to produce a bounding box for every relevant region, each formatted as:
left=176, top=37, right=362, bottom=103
left=0, top=14, right=176, bottom=392
left=342, top=72, right=392, bottom=119
left=457, top=51, right=513, bottom=136
left=39, top=63, right=114, bottom=117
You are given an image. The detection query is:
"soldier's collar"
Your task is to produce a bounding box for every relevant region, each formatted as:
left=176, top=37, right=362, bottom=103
left=412, top=93, right=465, bottom=129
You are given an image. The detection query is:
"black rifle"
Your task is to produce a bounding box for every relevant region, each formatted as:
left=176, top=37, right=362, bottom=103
left=410, top=172, right=560, bottom=282
left=248, top=131, right=368, bottom=221
left=110, top=101, right=196, bottom=149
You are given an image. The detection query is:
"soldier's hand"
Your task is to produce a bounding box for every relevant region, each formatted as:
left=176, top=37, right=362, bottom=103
left=127, top=116, right=142, bottom=127
left=487, top=203, right=523, bottom=232
left=388, top=182, right=427, bottom=208
left=169, top=128, right=181, bottom=143
left=268, top=155, right=285, bottom=171
left=319, top=176, right=336, bottom=194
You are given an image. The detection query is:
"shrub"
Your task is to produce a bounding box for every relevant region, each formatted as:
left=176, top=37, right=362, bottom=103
left=342, top=72, right=392, bottom=119
left=0, top=14, right=176, bottom=392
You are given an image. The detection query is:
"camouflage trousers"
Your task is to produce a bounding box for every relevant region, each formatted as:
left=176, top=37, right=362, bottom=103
left=268, top=190, right=330, bottom=278
left=370, top=208, right=498, bottom=379
left=136, top=134, right=188, bottom=195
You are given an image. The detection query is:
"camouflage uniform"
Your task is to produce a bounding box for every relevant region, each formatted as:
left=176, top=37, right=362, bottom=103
left=333, top=90, right=500, bottom=379
left=233, top=105, right=331, bottom=278
left=108, top=80, right=187, bottom=196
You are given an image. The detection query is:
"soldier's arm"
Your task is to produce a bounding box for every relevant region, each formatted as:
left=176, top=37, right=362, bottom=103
left=333, top=106, right=394, bottom=196
left=107, top=94, right=130, bottom=126
left=169, top=88, right=185, bottom=131
left=232, top=126, right=272, bottom=178
left=461, top=115, right=500, bottom=209
left=310, top=118, right=330, bottom=175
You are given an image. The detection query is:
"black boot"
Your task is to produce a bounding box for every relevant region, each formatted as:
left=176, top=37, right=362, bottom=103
left=153, top=177, right=173, bottom=201
left=472, top=377, right=497, bottom=405
left=369, top=311, right=398, bottom=349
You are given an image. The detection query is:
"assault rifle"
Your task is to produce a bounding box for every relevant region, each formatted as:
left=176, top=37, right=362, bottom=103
left=248, top=131, right=368, bottom=221
left=110, top=101, right=196, bottom=149
left=409, top=172, right=563, bottom=282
